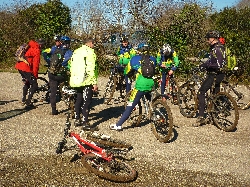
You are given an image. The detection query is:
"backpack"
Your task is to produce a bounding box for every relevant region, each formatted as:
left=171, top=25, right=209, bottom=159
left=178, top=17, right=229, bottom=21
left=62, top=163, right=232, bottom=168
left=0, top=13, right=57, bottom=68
left=15, top=43, right=30, bottom=65
left=214, top=43, right=227, bottom=69
left=140, top=54, right=155, bottom=78
left=225, top=47, right=237, bottom=71
left=49, top=48, right=67, bottom=74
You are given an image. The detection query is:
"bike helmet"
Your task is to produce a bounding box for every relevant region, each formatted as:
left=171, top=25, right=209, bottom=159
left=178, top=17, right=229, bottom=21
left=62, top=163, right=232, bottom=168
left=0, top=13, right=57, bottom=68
left=54, top=35, right=62, bottom=41
left=205, top=30, right=220, bottom=39
left=162, top=43, right=172, bottom=56
left=36, top=38, right=45, bottom=45
left=60, top=36, right=71, bottom=44
left=137, top=42, right=149, bottom=52
left=121, top=37, right=129, bottom=43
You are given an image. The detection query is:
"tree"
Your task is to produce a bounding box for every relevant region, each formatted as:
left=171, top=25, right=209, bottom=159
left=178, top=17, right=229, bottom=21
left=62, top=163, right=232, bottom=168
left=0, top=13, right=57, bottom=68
left=236, top=0, right=250, bottom=9
left=0, top=0, right=71, bottom=66
left=211, top=7, right=250, bottom=77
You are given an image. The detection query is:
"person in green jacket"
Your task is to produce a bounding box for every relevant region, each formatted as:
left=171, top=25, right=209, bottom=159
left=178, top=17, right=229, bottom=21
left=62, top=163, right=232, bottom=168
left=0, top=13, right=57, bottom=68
left=110, top=43, right=157, bottom=131
left=70, top=37, right=98, bottom=130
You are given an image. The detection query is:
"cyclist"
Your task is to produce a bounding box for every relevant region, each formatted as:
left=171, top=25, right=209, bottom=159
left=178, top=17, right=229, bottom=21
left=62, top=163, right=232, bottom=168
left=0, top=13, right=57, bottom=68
left=116, top=37, right=137, bottom=93
left=110, top=43, right=157, bottom=131
left=48, top=36, right=73, bottom=115
left=157, top=43, right=180, bottom=102
left=70, top=37, right=98, bottom=130
left=15, top=38, right=45, bottom=107
left=42, top=35, right=62, bottom=66
left=193, top=30, right=226, bottom=127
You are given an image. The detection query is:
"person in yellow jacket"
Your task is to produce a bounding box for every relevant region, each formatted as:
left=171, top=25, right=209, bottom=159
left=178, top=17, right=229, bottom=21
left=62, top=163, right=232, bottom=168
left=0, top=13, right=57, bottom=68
left=70, top=37, right=98, bottom=130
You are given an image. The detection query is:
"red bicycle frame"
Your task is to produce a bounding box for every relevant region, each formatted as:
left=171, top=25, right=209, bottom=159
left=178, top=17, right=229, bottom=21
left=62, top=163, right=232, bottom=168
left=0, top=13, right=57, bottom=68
left=69, top=132, right=113, bottom=161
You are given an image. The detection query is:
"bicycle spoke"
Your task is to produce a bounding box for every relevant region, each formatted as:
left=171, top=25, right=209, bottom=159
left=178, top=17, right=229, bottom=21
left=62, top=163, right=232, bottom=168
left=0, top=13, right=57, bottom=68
left=151, top=99, right=173, bottom=143
left=82, top=153, right=136, bottom=182
left=211, top=92, right=239, bottom=132
left=177, top=84, right=197, bottom=118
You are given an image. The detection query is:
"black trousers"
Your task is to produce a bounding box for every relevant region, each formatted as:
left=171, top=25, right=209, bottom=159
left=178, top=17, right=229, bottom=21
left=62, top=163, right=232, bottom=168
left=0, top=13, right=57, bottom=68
left=74, top=86, right=93, bottom=122
left=48, top=72, right=65, bottom=110
left=18, top=70, right=38, bottom=102
left=198, top=72, right=225, bottom=117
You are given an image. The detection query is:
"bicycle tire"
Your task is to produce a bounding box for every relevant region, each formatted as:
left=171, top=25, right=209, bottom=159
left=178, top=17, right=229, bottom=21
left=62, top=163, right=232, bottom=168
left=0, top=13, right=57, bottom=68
left=177, top=82, right=198, bottom=118
left=168, top=77, right=179, bottom=105
left=33, top=77, right=50, bottom=103
left=124, top=90, right=142, bottom=126
left=103, top=75, right=117, bottom=104
left=209, top=92, right=239, bottom=132
left=85, top=132, right=132, bottom=148
left=81, top=153, right=137, bottom=182
left=151, top=99, right=173, bottom=143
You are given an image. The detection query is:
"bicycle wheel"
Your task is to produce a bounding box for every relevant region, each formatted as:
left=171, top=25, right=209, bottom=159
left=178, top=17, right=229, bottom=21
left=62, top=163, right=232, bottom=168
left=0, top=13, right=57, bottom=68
left=103, top=75, right=117, bottom=104
left=124, top=90, right=142, bottom=126
left=177, top=82, right=198, bottom=118
left=85, top=132, right=132, bottom=148
left=33, top=77, right=50, bottom=103
left=82, top=153, right=137, bottom=182
left=209, top=92, right=239, bottom=132
left=151, top=99, right=173, bottom=143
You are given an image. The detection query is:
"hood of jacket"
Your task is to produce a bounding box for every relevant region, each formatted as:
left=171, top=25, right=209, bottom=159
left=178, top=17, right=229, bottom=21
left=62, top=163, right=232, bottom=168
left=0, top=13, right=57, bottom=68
left=28, top=40, right=40, bottom=49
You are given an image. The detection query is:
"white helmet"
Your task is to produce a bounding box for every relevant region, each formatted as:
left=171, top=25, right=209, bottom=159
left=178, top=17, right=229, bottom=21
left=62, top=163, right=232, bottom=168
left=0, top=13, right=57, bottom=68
left=162, top=43, right=172, bottom=56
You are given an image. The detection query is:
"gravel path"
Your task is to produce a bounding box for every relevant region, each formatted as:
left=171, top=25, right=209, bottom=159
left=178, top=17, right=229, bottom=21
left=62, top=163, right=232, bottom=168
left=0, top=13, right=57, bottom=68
left=0, top=72, right=250, bottom=186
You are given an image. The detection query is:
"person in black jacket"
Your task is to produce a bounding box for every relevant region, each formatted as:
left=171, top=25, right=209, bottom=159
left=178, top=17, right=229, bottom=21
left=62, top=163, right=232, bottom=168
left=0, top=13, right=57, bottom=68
left=193, top=30, right=226, bottom=127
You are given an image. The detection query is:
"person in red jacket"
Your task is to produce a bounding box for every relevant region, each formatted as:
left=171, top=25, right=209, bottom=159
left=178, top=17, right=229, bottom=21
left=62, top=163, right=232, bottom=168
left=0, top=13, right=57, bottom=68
left=15, top=39, right=45, bottom=107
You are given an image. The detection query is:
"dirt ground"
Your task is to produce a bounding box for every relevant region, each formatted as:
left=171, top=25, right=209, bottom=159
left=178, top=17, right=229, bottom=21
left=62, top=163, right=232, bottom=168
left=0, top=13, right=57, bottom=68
left=0, top=72, right=250, bottom=186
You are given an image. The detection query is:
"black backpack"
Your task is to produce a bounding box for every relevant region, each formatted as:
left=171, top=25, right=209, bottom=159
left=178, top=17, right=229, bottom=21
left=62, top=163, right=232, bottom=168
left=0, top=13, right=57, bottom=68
left=140, top=54, right=155, bottom=78
left=49, top=48, right=67, bottom=74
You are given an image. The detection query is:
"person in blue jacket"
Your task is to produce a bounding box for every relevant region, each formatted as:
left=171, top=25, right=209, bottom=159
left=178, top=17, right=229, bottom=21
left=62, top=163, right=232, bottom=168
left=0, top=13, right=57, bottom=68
left=48, top=36, right=73, bottom=115
left=42, top=35, right=62, bottom=66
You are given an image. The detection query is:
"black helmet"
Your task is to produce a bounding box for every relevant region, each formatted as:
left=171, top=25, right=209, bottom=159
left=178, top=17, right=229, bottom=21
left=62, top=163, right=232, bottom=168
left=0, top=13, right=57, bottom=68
left=121, top=37, right=129, bottom=43
left=54, top=35, right=62, bottom=41
left=205, top=30, right=220, bottom=39
left=37, top=38, right=45, bottom=45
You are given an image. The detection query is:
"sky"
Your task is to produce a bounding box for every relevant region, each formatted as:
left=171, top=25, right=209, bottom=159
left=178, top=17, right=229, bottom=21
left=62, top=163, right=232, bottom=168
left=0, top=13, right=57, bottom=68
left=0, top=0, right=238, bottom=11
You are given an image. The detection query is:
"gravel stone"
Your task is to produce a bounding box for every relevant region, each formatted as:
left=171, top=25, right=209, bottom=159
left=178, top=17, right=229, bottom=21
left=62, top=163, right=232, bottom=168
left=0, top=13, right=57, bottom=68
left=0, top=72, right=250, bottom=186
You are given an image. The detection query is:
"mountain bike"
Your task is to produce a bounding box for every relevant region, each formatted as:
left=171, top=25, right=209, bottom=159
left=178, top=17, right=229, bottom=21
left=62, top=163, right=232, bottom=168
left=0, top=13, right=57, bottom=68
left=124, top=75, right=173, bottom=143
left=178, top=68, right=239, bottom=131
left=103, top=61, right=128, bottom=104
left=56, top=113, right=137, bottom=182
